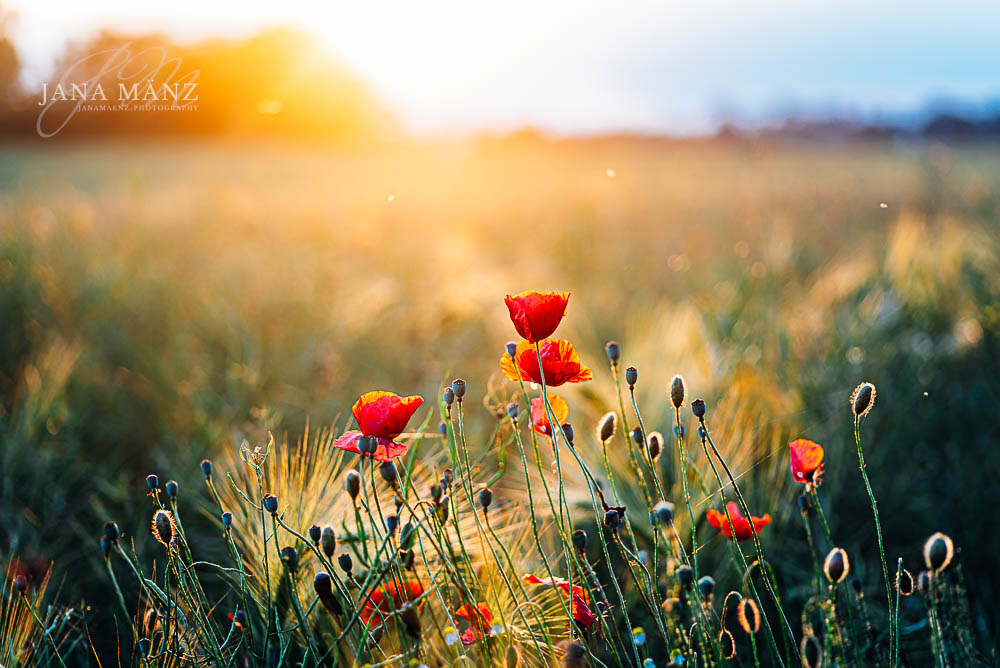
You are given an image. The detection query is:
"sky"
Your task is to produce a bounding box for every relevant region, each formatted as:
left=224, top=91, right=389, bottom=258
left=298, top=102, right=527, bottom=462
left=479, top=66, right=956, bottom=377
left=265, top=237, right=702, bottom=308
left=7, top=0, right=1000, bottom=135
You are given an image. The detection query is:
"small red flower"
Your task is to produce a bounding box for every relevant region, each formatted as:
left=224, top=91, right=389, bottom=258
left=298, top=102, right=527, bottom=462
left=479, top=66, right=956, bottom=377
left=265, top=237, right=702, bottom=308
left=455, top=602, right=494, bottom=644
left=334, top=391, right=424, bottom=461
left=706, top=501, right=771, bottom=542
left=505, top=291, right=570, bottom=343
left=360, top=579, right=426, bottom=626
left=530, top=395, right=569, bottom=436
left=789, top=438, right=824, bottom=486
left=500, top=339, right=593, bottom=387
left=522, top=574, right=596, bottom=630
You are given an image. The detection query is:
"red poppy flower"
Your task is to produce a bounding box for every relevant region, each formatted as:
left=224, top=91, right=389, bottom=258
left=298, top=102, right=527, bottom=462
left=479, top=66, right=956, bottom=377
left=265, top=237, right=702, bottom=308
left=500, top=339, right=593, bottom=387
left=505, top=291, right=570, bottom=343
left=455, top=602, right=494, bottom=645
left=706, top=502, right=771, bottom=542
left=530, top=395, right=569, bottom=436
left=522, top=574, right=596, bottom=630
left=334, top=391, right=424, bottom=461
left=789, top=438, right=824, bottom=486
left=360, top=579, right=426, bottom=626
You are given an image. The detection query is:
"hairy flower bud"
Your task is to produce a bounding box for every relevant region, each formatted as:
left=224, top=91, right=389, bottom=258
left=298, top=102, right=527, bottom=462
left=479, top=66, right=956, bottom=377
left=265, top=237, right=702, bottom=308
left=669, top=375, right=687, bottom=409
left=698, top=575, right=716, bottom=598
left=675, top=565, right=694, bottom=588
left=561, top=422, right=574, bottom=443
left=604, top=341, right=621, bottom=364
left=222, top=511, right=233, bottom=529
left=321, top=526, right=336, bottom=557
left=345, top=469, right=361, bottom=500
left=337, top=553, right=353, bottom=574
left=598, top=412, right=617, bottom=442
left=824, top=547, right=850, bottom=584
left=146, top=474, right=159, bottom=491
left=653, top=500, right=675, bottom=525
left=104, top=521, right=120, bottom=542
left=200, top=459, right=213, bottom=478
left=280, top=546, right=299, bottom=573
left=379, top=461, right=400, bottom=488
left=647, top=432, right=663, bottom=461
left=308, top=524, right=321, bottom=545
left=506, top=341, right=518, bottom=358
left=506, top=402, right=519, bottom=420
left=314, top=572, right=343, bottom=616
left=442, top=386, right=455, bottom=407
left=165, top=480, right=178, bottom=499
left=851, top=381, right=876, bottom=417
left=896, top=568, right=914, bottom=596
left=923, top=532, right=954, bottom=573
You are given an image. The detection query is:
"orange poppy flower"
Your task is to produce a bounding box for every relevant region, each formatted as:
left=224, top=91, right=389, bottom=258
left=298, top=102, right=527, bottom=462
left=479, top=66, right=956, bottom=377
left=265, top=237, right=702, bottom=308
left=522, top=574, right=596, bottom=630
left=455, top=602, right=494, bottom=644
left=706, top=501, right=771, bottom=542
left=334, top=391, right=424, bottom=461
left=789, top=438, right=824, bottom=486
left=505, top=291, right=570, bottom=343
left=530, top=395, right=569, bottom=436
left=360, top=579, right=426, bottom=626
left=500, top=339, right=593, bottom=387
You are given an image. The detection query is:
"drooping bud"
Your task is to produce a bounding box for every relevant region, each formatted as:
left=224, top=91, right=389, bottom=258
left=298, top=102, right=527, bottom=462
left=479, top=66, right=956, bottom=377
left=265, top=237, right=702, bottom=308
left=200, top=459, right=213, bottom=478
left=399, top=522, right=416, bottom=550
left=13, top=575, right=27, bottom=595
left=337, top=553, right=353, bottom=574
left=604, top=341, right=621, bottom=365
left=451, top=379, right=467, bottom=400
left=690, top=399, right=706, bottom=420
left=104, top=521, right=120, bottom=543
left=924, top=532, right=954, bottom=573
left=917, top=570, right=932, bottom=595
left=738, top=598, right=761, bottom=633
left=653, top=500, right=675, bottom=525
left=345, top=469, right=361, bottom=500
left=436, top=496, right=450, bottom=523
left=850, top=577, right=863, bottom=595
left=851, top=382, right=876, bottom=417
left=669, top=375, right=687, bottom=409
left=648, top=432, right=663, bottom=460
left=561, top=422, right=575, bottom=443
left=280, top=546, right=299, bottom=573
left=598, top=412, right=617, bottom=442
left=506, top=644, right=522, bottom=668
left=478, top=487, right=493, bottom=512
left=313, top=572, right=343, bottom=616
left=572, top=529, right=588, bottom=553
left=379, top=461, right=400, bottom=488
left=697, top=575, right=716, bottom=598
left=321, top=526, right=336, bottom=557
left=625, top=366, right=638, bottom=388
left=165, top=480, right=178, bottom=499
left=308, top=524, right=321, bottom=546
left=262, top=494, right=278, bottom=515
left=399, top=603, right=422, bottom=638
left=824, top=547, right=850, bottom=584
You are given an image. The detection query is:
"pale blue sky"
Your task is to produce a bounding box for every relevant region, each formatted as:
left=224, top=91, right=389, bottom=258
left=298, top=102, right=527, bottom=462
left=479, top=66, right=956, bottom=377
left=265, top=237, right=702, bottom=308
left=8, top=0, right=1000, bottom=134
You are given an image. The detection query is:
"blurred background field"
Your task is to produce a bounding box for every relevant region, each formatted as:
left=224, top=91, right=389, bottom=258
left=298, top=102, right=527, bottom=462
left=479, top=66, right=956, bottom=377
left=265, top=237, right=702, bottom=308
left=2, top=135, right=999, bottom=650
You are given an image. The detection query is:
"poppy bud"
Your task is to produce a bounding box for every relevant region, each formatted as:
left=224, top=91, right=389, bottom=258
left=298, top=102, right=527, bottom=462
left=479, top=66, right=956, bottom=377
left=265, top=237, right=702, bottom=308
left=399, top=548, right=415, bottom=570
left=429, top=483, right=442, bottom=503
left=222, top=511, right=233, bottom=529
left=647, top=432, right=663, bottom=460
left=100, top=535, right=113, bottom=558
left=924, top=532, right=954, bottom=572
left=379, top=461, right=399, bottom=488
left=896, top=568, right=914, bottom=596
left=200, top=459, right=213, bottom=478
left=801, top=635, right=822, bottom=668
left=719, top=629, right=736, bottom=659
left=561, top=641, right=587, bottom=668
left=598, top=412, right=617, bottom=442
left=337, top=553, right=353, bottom=574
left=345, top=469, right=361, bottom=500
left=438, top=421, right=448, bottom=437
left=798, top=493, right=811, bottom=512
left=359, top=435, right=378, bottom=457
left=371, top=625, right=384, bottom=644
left=625, top=366, right=638, bottom=388
left=165, top=480, right=178, bottom=499
left=504, top=402, right=519, bottom=421
left=104, top=521, right=120, bottom=542
left=690, top=399, right=706, bottom=420
left=604, top=341, right=621, bottom=365
left=321, top=526, right=336, bottom=557
left=443, top=468, right=455, bottom=484
left=669, top=375, right=687, bottom=409
left=442, top=386, right=455, bottom=407
left=572, top=529, right=587, bottom=553
left=738, top=597, right=761, bottom=633
left=917, top=570, right=932, bottom=595
left=437, top=496, right=450, bottom=523
left=13, top=575, right=27, bottom=595
left=399, top=522, right=416, bottom=550
left=851, top=381, right=876, bottom=417
left=262, top=494, right=278, bottom=515
left=561, top=422, right=574, bottom=443
left=394, top=493, right=404, bottom=513
left=478, top=487, right=493, bottom=511
left=280, top=546, right=298, bottom=573
left=824, top=547, right=850, bottom=584
left=697, top=575, right=715, bottom=598
left=627, top=427, right=641, bottom=447
left=451, top=379, right=466, bottom=399
left=385, top=514, right=399, bottom=535
left=604, top=509, right=621, bottom=531
left=313, top=572, right=343, bottom=616
left=138, top=638, right=152, bottom=656
left=308, top=524, right=321, bottom=546
left=675, top=565, right=694, bottom=588
left=653, top=500, right=675, bottom=525
left=146, top=474, right=159, bottom=491
left=506, top=341, right=518, bottom=358
left=399, top=603, right=422, bottom=638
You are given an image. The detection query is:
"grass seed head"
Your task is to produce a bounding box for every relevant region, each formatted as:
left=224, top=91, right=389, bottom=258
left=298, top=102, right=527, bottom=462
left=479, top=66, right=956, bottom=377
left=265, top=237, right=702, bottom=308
left=851, top=381, right=876, bottom=417
left=924, top=532, right=954, bottom=572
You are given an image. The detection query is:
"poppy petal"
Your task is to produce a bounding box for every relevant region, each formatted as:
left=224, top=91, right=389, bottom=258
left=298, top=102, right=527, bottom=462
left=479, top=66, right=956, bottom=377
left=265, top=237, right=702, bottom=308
left=531, top=395, right=569, bottom=435
left=353, top=391, right=424, bottom=439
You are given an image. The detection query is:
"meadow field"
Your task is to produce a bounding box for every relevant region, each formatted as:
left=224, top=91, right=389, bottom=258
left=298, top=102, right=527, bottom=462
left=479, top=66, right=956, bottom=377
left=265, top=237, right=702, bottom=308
left=1, top=137, right=998, bottom=665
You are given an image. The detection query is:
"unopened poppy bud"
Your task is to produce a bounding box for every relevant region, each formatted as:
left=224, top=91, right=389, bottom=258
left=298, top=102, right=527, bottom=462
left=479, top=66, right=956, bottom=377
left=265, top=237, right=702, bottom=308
left=917, top=570, right=932, bottom=594
left=308, top=524, right=321, bottom=545
left=345, top=469, right=361, bottom=500
left=669, top=375, right=687, bottom=409
left=100, top=535, right=113, bottom=558
left=478, top=487, right=493, bottom=511
left=690, top=399, right=706, bottom=419
left=437, top=496, right=450, bottom=523
left=604, top=509, right=621, bottom=531
left=625, top=366, right=638, bottom=388
left=104, top=521, right=120, bottom=542
left=399, top=522, right=416, bottom=550
left=896, top=568, right=914, bottom=595
left=851, top=381, right=876, bottom=417
left=653, top=500, right=675, bottom=525
left=200, top=459, right=213, bottom=478
left=924, top=532, right=954, bottom=572
left=321, top=526, right=336, bottom=557
left=385, top=514, right=399, bottom=535
left=379, top=461, right=399, bottom=488
left=451, top=379, right=466, bottom=399
left=824, top=547, right=850, bottom=583
left=138, top=638, right=151, bottom=656
left=572, top=529, right=587, bottom=553
left=165, top=480, right=178, bottom=499
left=442, top=386, right=455, bottom=407
left=698, top=575, right=716, bottom=598
left=506, top=341, right=518, bottom=358
left=313, top=572, right=343, bottom=616
left=13, top=575, right=27, bottom=595
left=604, top=341, right=621, bottom=364
left=337, top=553, right=353, bottom=573
left=438, top=421, right=447, bottom=437
left=675, top=565, right=694, bottom=588
left=429, top=483, right=442, bottom=502
left=262, top=494, right=278, bottom=515
left=648, top=432, right=662, bottom=460
left=152, top=509, right=176, bottom=547
left=146, top=474, right=159, bottom=491
left=222, top=511, right=233, bottom=529
left=630, top=426, right=643, bottom=445
left=598, top=412, right=617, bottom=442
left=280, top=546, right=299, bottom=573
left=371, top=625, right=384, bottom=644
left=738, top=598, right=761, bottom=633
left=506, top=402, right=519, bottom=420
left=561, top=422, right=574, bottom=443
left=443, top=468, right=455, bottom=484
left=801, top=635, right=822, bottom=668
